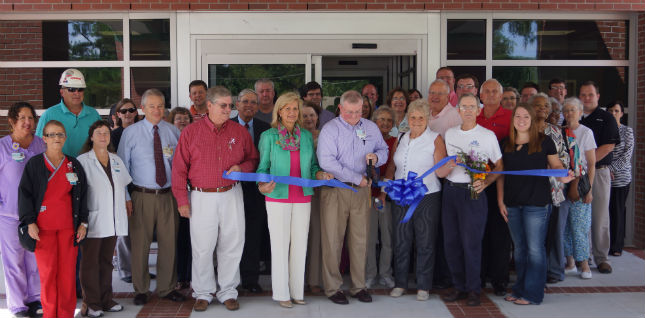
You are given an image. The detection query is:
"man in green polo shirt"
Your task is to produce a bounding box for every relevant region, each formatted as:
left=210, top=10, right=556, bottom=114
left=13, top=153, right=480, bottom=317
left=36, top=68, right=101, bottom=157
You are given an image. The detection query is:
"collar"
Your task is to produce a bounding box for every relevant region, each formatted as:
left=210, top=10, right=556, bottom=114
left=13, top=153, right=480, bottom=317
left=338, top=117, right=364, bottom=130
left=478, top=104, right=507, bottom=120
left=204, top=116, right=229, bottom=132
left=58, top=100, right=89, bottom=117
left=432, top=103, right=453, bottom=118
left=142, top=118, right=164, bottom=132
left=190, top=104, right=208, bottom=117
left=237, top=116, right=253, bottom=127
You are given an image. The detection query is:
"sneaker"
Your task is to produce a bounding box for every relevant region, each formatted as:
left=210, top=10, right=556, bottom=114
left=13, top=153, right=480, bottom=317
left=106, top=303, right=123, bottom=312
left=580, top=271, right=592, bottom=279
left=379, top=276, right=395, bottom=288
left=390, top=287, right=405, bottom=297
left=365, top=277, right=375, bottom=289
left=416, top=290, right=429, bottom=301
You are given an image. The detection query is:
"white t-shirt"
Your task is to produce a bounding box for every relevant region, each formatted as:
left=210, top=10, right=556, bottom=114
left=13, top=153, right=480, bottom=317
left=393, top=128, right=442, bottom=194
left=445, top=124, right=502, bottom=183
left=572, top=124, right=597, bottom=166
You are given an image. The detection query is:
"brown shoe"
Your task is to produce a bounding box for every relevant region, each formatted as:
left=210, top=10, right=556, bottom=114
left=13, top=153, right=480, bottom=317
left=351, top=289, right=372, bottom=303
left=224, top=298, right=239, bottom=311
left=597, top=262, right=613, bottom=274
left=328, top=291, right=349, bottom=305
left=193, top=299, right=209, bottom=312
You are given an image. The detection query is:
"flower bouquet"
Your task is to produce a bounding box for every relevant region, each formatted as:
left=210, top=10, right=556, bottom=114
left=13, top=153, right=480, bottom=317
left=455, top=149, right=492, bottom=199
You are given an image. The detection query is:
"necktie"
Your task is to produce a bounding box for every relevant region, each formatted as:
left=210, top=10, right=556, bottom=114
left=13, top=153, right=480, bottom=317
left=245, top=123, right=253, bottom=143
left=153, top=125, right=167, bottom=187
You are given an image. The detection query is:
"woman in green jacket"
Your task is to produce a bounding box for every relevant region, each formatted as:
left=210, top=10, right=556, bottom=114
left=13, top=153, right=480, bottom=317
left=257, top=92, right=333, bottom=308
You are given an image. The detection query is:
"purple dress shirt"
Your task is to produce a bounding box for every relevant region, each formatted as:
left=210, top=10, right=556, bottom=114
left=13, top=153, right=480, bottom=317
left=0, top=135, right=46, bottom=220
left=317, top=117, right=388, bottom=185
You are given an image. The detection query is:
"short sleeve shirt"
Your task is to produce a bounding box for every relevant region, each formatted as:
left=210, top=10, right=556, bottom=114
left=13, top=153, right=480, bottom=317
left=581, top=107, right=620, bottom=167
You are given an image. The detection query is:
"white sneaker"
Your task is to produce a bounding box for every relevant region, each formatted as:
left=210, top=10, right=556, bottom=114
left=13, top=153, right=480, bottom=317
left=365, top=277, right=375, bottom=289
left=416, top=290, right=429, bottom=301
left=564, top=267, right=578, bottom=275
left=379, top=276, right=395, bottom=288
left=107, top=304, right=123, bottom=312
left=580, top=271, right=592, bottom=279
left=86, top=308, right=104, bottom=318
left=390, top=287, right=405, bottom=298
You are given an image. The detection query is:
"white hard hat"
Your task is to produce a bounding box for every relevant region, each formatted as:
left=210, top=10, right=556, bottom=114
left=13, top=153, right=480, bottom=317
left=59, top=68, right=86, bottom=88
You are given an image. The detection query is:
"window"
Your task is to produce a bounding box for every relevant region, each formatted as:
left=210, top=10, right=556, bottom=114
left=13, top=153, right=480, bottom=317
left=0, top=15, right=175, bottom=110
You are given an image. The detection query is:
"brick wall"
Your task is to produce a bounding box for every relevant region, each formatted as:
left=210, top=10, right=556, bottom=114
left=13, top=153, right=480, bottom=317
left=1, top=0, right=644, bottom=11
left=597, top=20, right=628, bottom=82
left=634, top=12, right=644, bottom=249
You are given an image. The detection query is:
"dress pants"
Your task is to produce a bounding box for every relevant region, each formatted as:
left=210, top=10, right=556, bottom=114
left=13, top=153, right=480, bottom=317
left=240, top=181, right=268, bottom=287
left=547, top=205, right=568, bottom=281
left=266, top=201, right=311, bottom=301
left=320, top=186, right=371, bottom=297
left=80, top=236, right=118, bottom=311
left=391, top=193, right=440, bottom=290
left=442, top=183, right=487, bottom=294
left=176, top=216, right=192, bottom=284
left=115, top=236, right=131, bottom=279
left=190, top=186, right=245, bottom=303
left=591, top=168, right=611, bottom=266
left=480, top=186, right=511, bottom=288
left=129, top=191, right=178, bottom=297
left=0, top=216, right=40, bottom=314
left=366, top=199, right=393, bottom=282
left=35, top=228, right=77, bottom=318
left=306, top=189, right=323, bottom=289
left=609, top=184, right=630, bottom=254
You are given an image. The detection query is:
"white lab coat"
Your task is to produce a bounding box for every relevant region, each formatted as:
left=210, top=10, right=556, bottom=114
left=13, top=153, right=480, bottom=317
left=78, top=150, right=132, bottom=238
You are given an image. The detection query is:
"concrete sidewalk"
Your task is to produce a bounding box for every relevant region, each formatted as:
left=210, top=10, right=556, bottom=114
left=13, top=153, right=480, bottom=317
left=0, top=248, right=643, bottom=318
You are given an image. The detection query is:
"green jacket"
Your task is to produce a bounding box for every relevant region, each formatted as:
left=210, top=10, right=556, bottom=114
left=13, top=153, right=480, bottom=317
left=257, top=127, right=320, bottom=199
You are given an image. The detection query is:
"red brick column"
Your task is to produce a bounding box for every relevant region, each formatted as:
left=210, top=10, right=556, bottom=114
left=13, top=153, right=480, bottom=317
left=634, top=12, right=645, bottom=249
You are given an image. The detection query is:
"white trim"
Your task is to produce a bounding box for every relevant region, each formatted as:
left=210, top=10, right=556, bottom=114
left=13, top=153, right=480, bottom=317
left=169, top=12, right=178, bottom=108
left=624, top=12, right=638, bottom=247
left=0, top=13, right=127, bottom=20
left=176, top=12, right=191, bottom=108
left=490, top=60, right=629, bottom=67
left=0, top=61, right=124, bottom=68
left=122, top=17, right=131, bottom=99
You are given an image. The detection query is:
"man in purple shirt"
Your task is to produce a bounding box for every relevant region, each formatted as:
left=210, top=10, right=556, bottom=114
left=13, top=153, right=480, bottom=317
left=317, top=90, right=388, bottom=305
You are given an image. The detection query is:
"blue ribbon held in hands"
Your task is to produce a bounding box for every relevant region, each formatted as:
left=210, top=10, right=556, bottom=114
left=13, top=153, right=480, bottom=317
left=222, top=171, right=358, bottom=192
left=379, top=155, right=568, bottom=223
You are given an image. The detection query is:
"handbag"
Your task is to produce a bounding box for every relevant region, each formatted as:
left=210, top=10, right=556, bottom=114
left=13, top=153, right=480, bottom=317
left=561, top=126, right=591, bottom=198
left=18, top=222, right=36, bottom=252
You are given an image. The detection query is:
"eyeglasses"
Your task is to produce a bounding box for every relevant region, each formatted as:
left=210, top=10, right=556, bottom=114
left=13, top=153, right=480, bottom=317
left=391, top=96, right=406, bottom=101
left=457, top=84, right=475, bottom=90
left=44, top=132, right=66, bottom=138
left=66, top=87, right=85, bottom=93
left=118, top=107, right=137, bottom=114
left=306, top=92, right=322, bottom=97
left=459, top=105, right=478, bottom=111
left=428, top=91, right=448, bottom=96
left=240, top=100, right=258, bottom=105
left=217, top=103, right=234, bottom=109
left=550, top=86, right=566, bottom=91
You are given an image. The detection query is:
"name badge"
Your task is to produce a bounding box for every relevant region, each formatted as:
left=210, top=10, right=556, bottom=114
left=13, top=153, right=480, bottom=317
left=40, top=206, right=46, bottom=213
left=162, top=146, right=174, bottom=158
left=66, top=172, right=78, bottom=185
left=356, top=129, right=367, bottom=141
left=11, top=152, right=25, bottom=162
left=112, top=158, right=120, bottom=172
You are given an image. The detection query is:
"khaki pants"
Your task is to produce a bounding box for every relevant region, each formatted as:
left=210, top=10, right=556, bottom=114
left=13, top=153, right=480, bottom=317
left=320, top=186, right=371, bottom=297
left=306, top=189, right=323, bottom=288
left=129, top=191, right=178, bottom=297
left=591, top=167, right=611, bottom=266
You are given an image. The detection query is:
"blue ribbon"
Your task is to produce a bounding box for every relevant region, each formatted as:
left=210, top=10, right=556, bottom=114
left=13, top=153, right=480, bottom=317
left=222, top=171, right=358, bottom=192
left=378, top=155, right=568, bottom=223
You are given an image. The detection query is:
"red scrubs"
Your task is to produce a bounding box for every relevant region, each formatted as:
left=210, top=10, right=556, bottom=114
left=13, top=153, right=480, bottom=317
left=35, top=157, right=77, bottom=318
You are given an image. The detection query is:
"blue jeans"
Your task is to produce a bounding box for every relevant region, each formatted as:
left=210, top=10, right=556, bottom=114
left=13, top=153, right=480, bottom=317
left=507, top=205, right=551, bottom=304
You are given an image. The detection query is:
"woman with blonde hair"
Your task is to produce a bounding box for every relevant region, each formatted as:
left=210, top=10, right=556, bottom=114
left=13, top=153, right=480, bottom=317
left=256, top=92, right=333, bottom=308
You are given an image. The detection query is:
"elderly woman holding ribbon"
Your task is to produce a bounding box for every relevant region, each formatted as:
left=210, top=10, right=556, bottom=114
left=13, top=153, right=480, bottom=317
left=19, top=120, right=88, bottom=318
left=0, top=102, right=45, bottom=318
left=383, top=99, right=451, bottom=301
left=256, top=92, right=333, bottom=308
left=561, top=97, right=596, bottom=279
left=77, top=120, right=132, bottom=317
left=497, top=103, right=573, bottom=305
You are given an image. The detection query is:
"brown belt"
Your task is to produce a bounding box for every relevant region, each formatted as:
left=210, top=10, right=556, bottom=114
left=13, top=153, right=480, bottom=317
left=191, top=183, right=237, bottom=193
left=131, top=185, right=171, bottom=195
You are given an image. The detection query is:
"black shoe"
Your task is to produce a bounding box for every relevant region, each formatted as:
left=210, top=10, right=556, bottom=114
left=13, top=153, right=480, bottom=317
left=163, top=290, right=186, bottom=302
left=351, top=289, right=372, bottom=303
left=243, top=283, right=263, bottom=294
left=466, top=292, right=481, bottom=306
left=493, top=284, right=507, bottom=296
left=121, top=276, right=132, bottom=283
left=13, top=310, right=29, bottom=317
left=442, top=290, right=468, bottom=302
left=433, top=281, right=452, bottom=290
left=26, top=301, right=43, bottom=318
left=328, top=291, right=349, bottom=305
left=546, top=276, right=559, bottom=284
left=149, top=273, right=157, bottom=279
left=133, top=293, right=148, bottom=306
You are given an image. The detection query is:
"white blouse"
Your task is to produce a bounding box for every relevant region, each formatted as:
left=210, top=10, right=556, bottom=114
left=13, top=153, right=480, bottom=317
left=393, top=128, right=442, bottom=194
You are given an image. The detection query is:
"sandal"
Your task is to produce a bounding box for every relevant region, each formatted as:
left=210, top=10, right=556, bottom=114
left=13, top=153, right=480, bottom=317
left=514, top=298, right=536, bottom=305
left=504, top=295, right=519, bottom=302
left=611, top=251, right=622, bottom=257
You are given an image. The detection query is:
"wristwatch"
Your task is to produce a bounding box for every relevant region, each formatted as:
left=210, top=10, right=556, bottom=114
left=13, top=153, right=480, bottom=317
left=80, top=222, right=88, bottom=228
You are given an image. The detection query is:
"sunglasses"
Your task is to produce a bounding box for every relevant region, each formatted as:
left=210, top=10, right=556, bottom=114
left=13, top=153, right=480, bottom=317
left=118, top=107, right=137, bottom=114
left=66, top=87, right=85, bottom=93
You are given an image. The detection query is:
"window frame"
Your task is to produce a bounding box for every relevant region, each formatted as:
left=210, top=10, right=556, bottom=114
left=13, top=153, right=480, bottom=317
left=0, top=12, right=177, bottom=115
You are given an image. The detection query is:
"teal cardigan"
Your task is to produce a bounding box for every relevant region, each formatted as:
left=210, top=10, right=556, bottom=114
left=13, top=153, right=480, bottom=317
left=256, top=127, right=320, bottom=199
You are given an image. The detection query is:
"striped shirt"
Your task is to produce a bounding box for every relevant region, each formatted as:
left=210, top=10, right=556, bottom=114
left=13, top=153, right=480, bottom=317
left=610, top=124, right=634, bottom=187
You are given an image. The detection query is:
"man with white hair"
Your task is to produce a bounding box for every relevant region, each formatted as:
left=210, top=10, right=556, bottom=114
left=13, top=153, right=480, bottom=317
left=427, top=79, right=462, bottom=138
left=172, top=86, right=259, bottom=312
left=254, top=79, right=276, bottom=123
left=36, top=68, right=101, bottom=157
left=477, top=79, right=512, bottom=141
left=317, top=90, right=388, bottom=305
